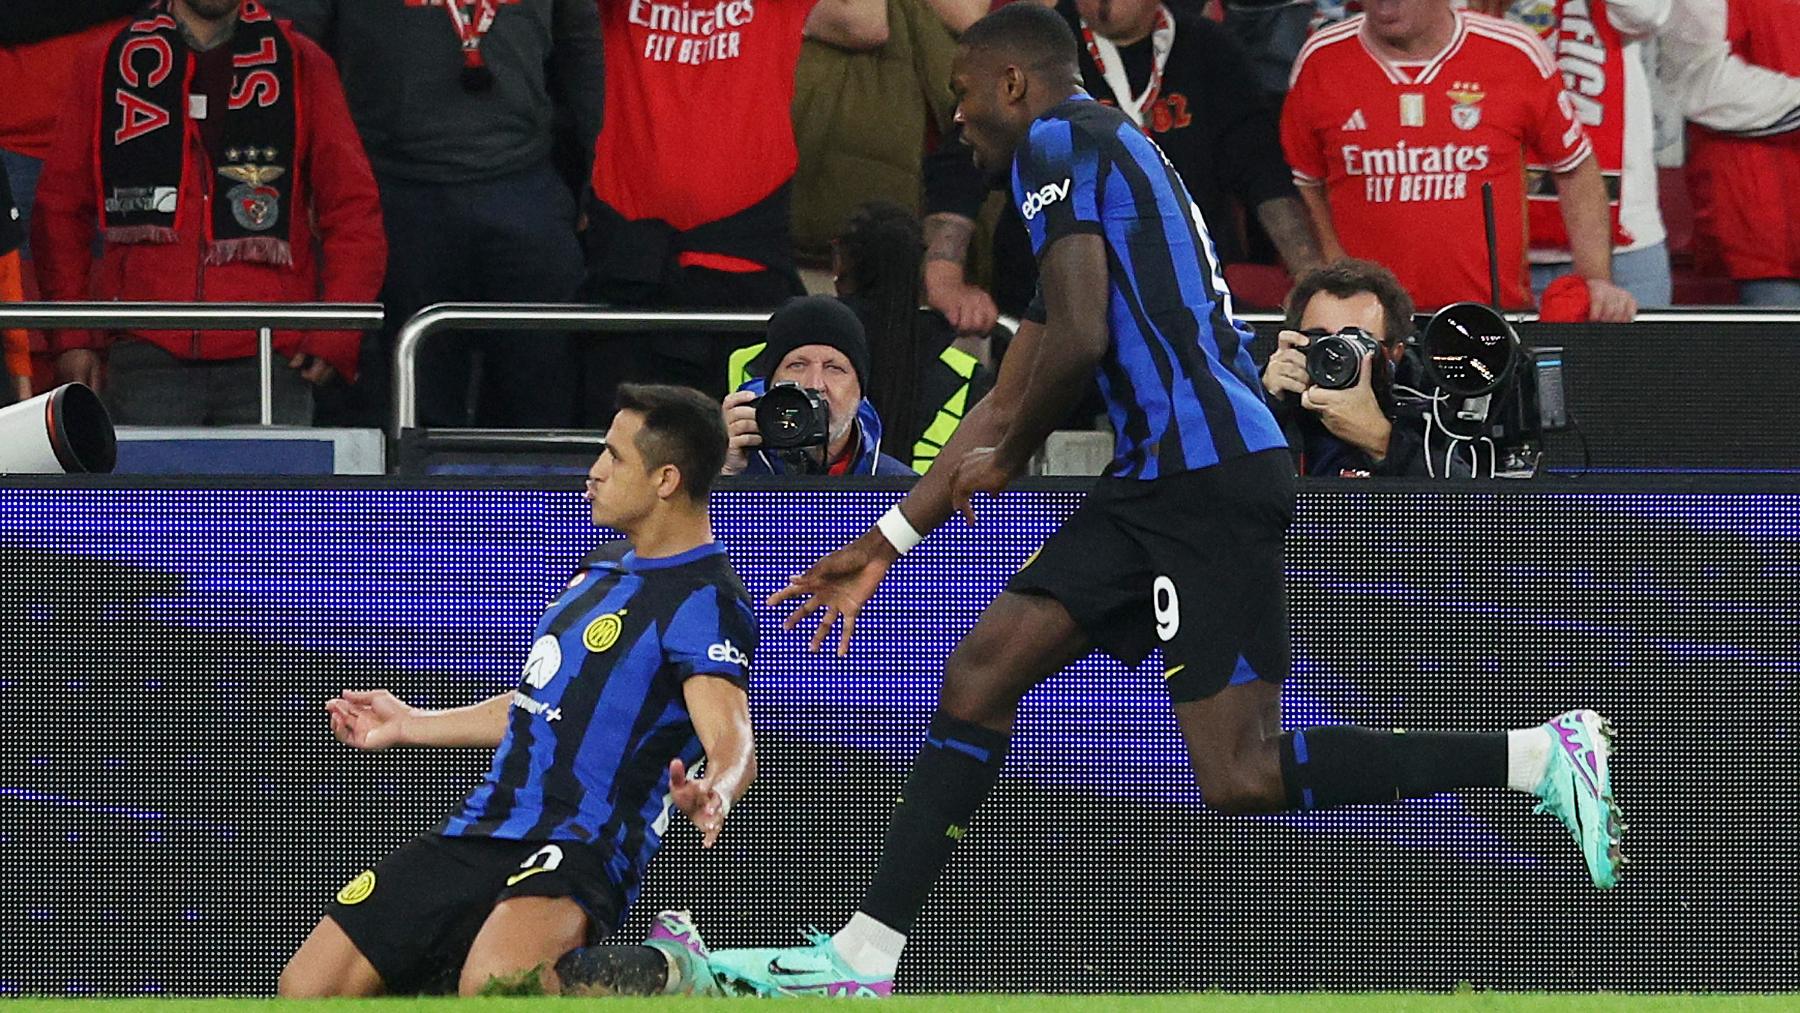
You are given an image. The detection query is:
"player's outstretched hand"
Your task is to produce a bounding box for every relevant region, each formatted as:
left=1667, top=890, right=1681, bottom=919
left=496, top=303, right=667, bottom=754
left=325, top=689, right=413, bottom=751
left=768, top=528, right=898, bottom=657
left=669, top=758, right=727, bottom=847
left=949, top=446, right=1015, bottom=525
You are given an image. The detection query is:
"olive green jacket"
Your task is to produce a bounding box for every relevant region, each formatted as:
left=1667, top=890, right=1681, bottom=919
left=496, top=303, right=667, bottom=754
left=789, top=0, right=960, bottom=263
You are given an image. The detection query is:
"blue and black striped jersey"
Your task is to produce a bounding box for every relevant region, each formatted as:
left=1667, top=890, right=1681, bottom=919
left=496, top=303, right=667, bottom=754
left=1016, top=93, right=1286, bottom=480
left=440, top=540, right=755, bottom=905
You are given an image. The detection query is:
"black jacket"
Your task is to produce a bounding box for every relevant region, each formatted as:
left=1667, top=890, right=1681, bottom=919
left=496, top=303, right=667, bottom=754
left=0, top=0, right=140, bottom=45
left=1274, top=349, right=1455, bottom=478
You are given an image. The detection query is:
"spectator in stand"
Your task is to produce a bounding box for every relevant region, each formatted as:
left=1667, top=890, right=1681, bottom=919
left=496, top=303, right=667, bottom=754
left=1, top=160, right=27, bottom=404
left=0, top=1, right=141, bottom=256
left=728, top=202, right=995, bottom=473
left=1281, top=0, right=1637, bottom=320
left=719, top=295, right=915, bottom=477
left=1261, top=259, right=1453, bottom=477
left=920, top=0, right=1322, bottom=337
left=791, top=0, right=986, bottom=272
left=1, top=1, right=141, bottom=397
left=582, top=0, right=888, bottom=416
left=1660, top=0, right=1800, bottom=306
left=33, top=0, right=386, bottom=426
left=1484, top=0, right=1673, bottom=307
left=1218, top=0, right=1320, bottom=102
left=269, top=0, right=603, bottom=429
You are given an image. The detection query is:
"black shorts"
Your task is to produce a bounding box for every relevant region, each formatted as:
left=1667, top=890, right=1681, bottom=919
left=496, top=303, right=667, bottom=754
left=1007, top=449, right=1295, bottom=703
left=324, top=833, right=625, bottom=994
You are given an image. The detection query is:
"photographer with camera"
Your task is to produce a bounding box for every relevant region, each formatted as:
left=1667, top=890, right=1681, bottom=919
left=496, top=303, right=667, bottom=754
left=1264, top=260, right=1453, bottom=478
left=720, top=296, right=916, bottom=478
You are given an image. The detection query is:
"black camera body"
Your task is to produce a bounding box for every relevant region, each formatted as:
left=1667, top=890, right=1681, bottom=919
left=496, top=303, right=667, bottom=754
left=755, top=382, right=830, bottom=451
left=1303, top=326, right=1386, bottom=390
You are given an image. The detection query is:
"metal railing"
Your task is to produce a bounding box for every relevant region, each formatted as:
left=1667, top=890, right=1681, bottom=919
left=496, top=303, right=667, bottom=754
left=1, top=302, right=384, bottom=425
left=11, top=301, right=1797, bottom=444
left=392, top=303, right=775, bottom=435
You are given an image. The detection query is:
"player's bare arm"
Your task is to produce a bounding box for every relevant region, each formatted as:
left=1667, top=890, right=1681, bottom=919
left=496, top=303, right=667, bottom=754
left=325, top=689, right=511, bottom=751
left=1552, top=155, right=1638, bottom=322
left=769, top=301, right=1055, bottom=654
left=671, top=675, right=757, bottom=848
left=965, top=232, right=1111, bottom=506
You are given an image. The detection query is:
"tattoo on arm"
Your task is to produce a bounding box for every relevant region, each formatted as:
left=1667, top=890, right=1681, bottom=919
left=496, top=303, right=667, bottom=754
left=923, top=213, right=977, bottom=266
left=1255, top=196, right=1325, bottom=275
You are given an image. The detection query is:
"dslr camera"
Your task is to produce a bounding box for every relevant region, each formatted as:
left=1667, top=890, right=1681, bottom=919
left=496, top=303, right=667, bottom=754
left=754, top=382, right=829, bottom=452
left=1303, top=326, right=1386, bottom=390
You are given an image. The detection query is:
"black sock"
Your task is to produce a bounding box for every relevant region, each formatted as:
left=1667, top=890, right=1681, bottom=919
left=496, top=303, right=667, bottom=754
left=1278, top=726, right=1507, bottom=810
left=860, top=711, right=1010, bottom=934
left=554, top=945, right=670, bottom=996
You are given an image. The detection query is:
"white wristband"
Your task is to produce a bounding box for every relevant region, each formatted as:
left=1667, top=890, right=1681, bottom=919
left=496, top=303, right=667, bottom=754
left=875, top=505, right=924, bottom=555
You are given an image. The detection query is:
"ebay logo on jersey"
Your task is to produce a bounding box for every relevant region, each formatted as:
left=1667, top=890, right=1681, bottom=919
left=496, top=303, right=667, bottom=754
left=1020, top=178, right=1072, bottom=221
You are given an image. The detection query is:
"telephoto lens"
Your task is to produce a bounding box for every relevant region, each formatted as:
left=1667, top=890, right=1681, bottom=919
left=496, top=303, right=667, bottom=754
left=1303, top=327, right=1384, bottom=390
left=754, top=382, right=830, bottom=451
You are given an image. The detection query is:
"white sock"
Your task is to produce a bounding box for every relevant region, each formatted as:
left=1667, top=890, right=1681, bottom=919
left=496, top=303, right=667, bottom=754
left=1507, top=726, right=1555, bottom=792
left=831, top=912, right=906, bottom=979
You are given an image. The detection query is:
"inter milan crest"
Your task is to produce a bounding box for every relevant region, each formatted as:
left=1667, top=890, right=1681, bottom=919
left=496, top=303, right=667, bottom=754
left=218, top=148, right=285, bottom=232
left=1448, top=87, right=1485, bottom=131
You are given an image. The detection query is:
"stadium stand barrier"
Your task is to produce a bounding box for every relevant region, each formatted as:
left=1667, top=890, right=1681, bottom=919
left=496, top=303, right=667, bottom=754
left=0, top=302, right=385, bottom=428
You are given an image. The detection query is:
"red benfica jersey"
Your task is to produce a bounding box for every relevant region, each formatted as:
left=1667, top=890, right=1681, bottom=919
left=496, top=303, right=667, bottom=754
left=1281, top=11, right=1592, bottom=310
left=592, top=0, right=810, bottom=231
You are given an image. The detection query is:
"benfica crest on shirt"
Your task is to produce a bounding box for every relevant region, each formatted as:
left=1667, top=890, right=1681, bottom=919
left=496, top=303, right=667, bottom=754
left=1447, top=87, right=1485, bottom=131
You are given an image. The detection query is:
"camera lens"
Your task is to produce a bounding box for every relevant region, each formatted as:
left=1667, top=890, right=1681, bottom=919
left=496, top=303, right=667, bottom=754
left=1309, top=337, right=1360, bottom=389
left=1304, top=330, right=1381, bottom=390
left=754, top=383, right=830, bottom=451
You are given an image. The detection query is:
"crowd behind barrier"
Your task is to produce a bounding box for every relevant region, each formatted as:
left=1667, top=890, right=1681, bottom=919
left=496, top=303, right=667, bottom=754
left=1, top=478, right=1793, bottom=993
left=2, top=0, right=1798, bottom=446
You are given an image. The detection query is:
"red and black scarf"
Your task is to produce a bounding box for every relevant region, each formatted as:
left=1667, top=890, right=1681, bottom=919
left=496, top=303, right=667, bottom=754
left=1525, top=0, right=1632, bottom=251
left=97, top=0, right=300, bottom=266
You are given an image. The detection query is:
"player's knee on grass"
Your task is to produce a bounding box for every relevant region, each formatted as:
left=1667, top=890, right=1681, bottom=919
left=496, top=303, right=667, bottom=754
left=277, top=917, right=383, bottom=998
left=458, top=896, right=588, bottom=996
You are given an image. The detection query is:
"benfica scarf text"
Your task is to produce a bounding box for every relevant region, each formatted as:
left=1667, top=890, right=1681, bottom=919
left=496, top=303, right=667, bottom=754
left=98, top=0, right=300, bottom=266
left=1525, top=0, right=1631, bottom=252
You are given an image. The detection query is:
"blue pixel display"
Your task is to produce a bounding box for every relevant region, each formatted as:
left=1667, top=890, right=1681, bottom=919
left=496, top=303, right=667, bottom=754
left=0, top=483, right=1794, bottom=994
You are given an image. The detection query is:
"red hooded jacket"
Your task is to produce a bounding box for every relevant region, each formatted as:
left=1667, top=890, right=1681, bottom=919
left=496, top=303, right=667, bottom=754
left=1685, top=0, right=1800, bottom=283
left=31, top=19, right=385, bottom=380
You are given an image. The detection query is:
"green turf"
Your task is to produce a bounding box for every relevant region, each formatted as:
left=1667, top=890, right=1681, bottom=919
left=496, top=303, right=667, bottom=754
left=3, top=996, right=1792, bottom=1012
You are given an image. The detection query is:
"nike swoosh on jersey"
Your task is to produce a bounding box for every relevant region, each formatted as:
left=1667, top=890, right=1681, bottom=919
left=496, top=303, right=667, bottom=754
left=1163, top=665, right=1186, bottom=680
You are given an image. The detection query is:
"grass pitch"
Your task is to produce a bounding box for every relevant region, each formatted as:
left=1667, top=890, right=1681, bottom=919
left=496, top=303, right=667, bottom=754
left=3, top=996, right=1790, bottom=1012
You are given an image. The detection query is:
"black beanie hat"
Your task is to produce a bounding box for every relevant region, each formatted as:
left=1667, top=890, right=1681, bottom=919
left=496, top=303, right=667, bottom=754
left=755, top=295, right=870, bottom=389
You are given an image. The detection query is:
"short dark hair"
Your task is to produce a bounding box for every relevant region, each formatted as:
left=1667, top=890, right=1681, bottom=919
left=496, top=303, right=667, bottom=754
left=959, top=1, right=1079, bottom=76
left=613, top=383, right=727, bottom=502
left=1284, top=259, right=1417, bottom=344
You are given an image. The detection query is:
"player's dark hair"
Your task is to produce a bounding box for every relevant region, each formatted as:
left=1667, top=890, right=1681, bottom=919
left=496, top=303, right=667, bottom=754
left=614, top=383, right=727, bottom=502
left=959, top=1, right=1080, bottom=76
left=836, top=201, right=926, bottom=459
left=1284, top=259, right=1418, bottom=344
